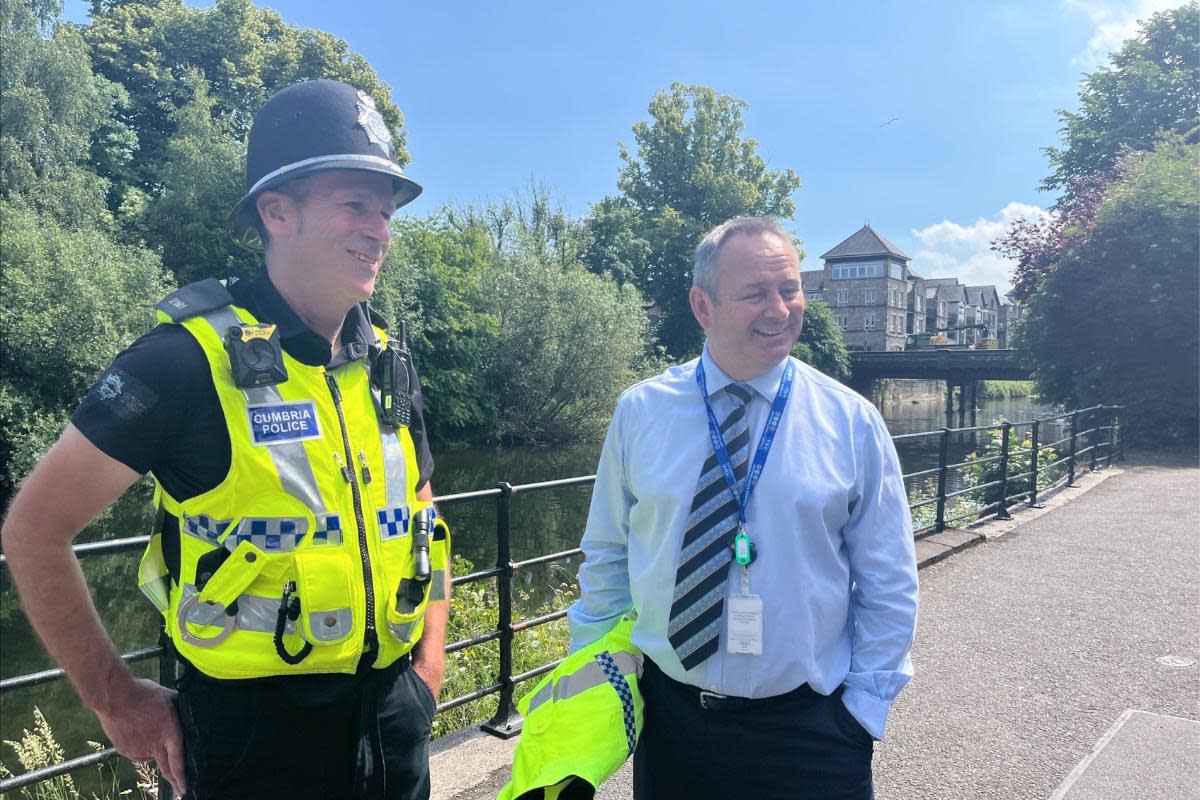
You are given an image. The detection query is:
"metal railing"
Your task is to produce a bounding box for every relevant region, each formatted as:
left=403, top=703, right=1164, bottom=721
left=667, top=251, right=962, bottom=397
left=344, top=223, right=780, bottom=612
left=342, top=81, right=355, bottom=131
left=0, top=405, right=1122, bottom=796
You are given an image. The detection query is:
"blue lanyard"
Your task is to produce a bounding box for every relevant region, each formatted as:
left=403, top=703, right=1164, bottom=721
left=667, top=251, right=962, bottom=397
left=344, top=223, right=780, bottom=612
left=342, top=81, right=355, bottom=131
left=695, top=358, right=794, bottom=527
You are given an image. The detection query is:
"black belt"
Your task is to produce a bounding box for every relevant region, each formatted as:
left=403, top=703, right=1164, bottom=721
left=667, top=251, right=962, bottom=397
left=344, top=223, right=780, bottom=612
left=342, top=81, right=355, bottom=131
left=648, top=658, right=818, bottom=711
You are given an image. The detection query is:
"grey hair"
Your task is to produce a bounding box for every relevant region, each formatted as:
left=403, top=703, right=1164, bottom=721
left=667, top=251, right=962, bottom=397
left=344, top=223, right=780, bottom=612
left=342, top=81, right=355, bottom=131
left=693, top=216, right=795, bottom=295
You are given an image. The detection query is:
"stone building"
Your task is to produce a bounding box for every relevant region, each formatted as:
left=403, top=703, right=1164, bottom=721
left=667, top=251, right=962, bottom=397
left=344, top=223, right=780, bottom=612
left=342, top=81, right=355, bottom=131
left=804, top=224, right=1021, bottom=350
left=809, top=224, right=914, bottom=351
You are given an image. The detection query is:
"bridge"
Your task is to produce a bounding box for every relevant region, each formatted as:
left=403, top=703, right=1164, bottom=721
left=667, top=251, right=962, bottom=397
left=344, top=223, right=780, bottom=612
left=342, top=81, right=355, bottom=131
left=850, top=348, right=1033, bottom=417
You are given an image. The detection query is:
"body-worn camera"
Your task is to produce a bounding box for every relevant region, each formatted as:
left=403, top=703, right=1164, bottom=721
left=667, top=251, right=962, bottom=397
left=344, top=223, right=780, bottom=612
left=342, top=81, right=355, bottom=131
left=224, top=323, right=288, bottom=388
left=371, top=322, right=414, bottom=428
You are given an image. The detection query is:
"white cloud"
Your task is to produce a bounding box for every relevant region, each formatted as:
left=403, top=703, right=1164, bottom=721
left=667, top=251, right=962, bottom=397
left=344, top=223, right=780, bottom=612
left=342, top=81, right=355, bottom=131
left=910, top=202, right=1053, bottom=292
left=1064, top=0, right=1189, bottom=67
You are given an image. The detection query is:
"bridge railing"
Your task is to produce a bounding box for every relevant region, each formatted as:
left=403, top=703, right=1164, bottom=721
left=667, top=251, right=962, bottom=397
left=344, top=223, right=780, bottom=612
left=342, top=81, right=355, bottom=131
left=0, top=405, right=1122, bottom=797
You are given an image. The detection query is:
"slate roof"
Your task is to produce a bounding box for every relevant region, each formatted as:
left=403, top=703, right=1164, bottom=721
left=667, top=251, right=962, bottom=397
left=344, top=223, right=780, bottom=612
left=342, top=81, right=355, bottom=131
left=965, top=285, right=1000, bottom=308
left=801, top=270, right=825, bottom=292
left=940, top=284, right=967, bottom=303
left=820, top=225, right=911, bottom=261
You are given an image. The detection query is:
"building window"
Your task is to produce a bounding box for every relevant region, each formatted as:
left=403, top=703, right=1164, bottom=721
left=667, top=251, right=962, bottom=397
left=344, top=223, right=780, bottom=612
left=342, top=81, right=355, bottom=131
left=939, top=301, right=946, bottom=316
left=809, top=293, right=821, bottom=302
left=864, top=313, right=876, bottom=330
left=836, top=290, right=848, bottom=306
left=889, top=262, right=904, bottom=280
left=838, top=315, right=848, bottom=331
left=831, top=262, right=883, bottom=280
left=864, top=289, right=876, bottom=304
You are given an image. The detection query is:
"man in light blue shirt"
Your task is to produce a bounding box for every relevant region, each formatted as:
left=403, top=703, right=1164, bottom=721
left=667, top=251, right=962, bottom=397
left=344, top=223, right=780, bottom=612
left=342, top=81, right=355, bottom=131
left=568, top=216, right=918, bottom=799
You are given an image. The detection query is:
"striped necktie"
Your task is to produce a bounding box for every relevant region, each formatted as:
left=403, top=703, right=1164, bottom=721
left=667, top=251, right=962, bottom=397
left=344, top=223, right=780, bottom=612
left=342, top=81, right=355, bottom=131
left=668, top=382, right=753, bottom=671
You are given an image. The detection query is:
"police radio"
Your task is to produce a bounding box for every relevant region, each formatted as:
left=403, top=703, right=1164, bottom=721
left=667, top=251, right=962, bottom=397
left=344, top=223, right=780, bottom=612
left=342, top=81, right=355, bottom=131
left=224, top=323, right=288, bottom=388
left=371, top=321, right=413, bottom=428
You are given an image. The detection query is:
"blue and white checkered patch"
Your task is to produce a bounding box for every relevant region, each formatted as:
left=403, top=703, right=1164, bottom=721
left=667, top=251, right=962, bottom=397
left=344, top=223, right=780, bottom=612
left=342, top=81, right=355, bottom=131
left=182, top=514, right=231, bottom=544
left=312, top=513, right=343, bottom=546
left=377, top=505, right=410, bottom=539
left=224, top=517, right=308, bottom=552
left=595, top=651, right=637, bottom=755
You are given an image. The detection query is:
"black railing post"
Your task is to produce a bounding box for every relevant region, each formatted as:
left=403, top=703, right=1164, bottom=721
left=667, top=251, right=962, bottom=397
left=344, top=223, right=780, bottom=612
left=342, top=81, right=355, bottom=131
left=1028, top=419, right=1042, bottom=508
left=1108, top=408, right=1119, bottom=466
left=158, top=631, right=176, bottom=800
left=1067, top=411, right=1079, bottom=487
left=935, top=427, right=950, bottom=532
left=995, top=420, right=1013, bottom=520
left=482, top=481, right=521, bottom=738
left=1089, top=408, right=1099, bottom=473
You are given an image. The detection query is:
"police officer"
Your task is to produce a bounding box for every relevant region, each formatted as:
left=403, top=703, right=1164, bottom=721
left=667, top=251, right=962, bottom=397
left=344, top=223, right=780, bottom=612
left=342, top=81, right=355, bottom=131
left=2, top=79, right=450, bottom=800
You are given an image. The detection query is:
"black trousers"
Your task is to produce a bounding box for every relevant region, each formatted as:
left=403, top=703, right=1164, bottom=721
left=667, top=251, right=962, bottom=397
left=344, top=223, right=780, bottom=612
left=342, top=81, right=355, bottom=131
left=633, top=659, right=875, bottom=800
left=174, top=659, right=436, bottom=800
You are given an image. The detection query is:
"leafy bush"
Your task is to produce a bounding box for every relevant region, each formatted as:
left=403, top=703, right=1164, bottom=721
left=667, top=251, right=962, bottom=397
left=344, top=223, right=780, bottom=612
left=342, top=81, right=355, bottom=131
left=0, top=204, right=175, bottom=492
left=963, top=423, right=1064, bottom=509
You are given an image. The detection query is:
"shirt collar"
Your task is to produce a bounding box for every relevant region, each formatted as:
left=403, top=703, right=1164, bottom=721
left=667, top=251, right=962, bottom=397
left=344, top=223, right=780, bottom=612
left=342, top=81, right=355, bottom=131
left=699, top=344, right=789, bottom=402
left=228, top=265, right=377, bottom=368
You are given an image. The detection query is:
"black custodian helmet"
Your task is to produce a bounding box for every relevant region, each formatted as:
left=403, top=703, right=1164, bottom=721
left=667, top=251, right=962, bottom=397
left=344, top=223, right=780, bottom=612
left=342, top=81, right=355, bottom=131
left=228, top=79, right=423, bottom=250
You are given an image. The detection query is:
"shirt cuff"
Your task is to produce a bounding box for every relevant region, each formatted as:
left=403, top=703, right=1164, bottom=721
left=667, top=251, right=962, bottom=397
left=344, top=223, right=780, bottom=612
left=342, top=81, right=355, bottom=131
left=841, top=685, right=894, bottom=741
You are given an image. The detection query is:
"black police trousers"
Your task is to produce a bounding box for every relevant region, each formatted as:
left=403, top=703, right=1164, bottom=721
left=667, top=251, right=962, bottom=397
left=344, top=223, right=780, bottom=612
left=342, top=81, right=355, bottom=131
left=633, top=658, right=876, bottom=800
left=174, top=657, right=436, bottom=800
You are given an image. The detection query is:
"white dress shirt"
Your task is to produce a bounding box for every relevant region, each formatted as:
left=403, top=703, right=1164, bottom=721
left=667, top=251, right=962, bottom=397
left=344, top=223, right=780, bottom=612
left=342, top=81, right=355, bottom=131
left=567, top=347, right=919, bottom=739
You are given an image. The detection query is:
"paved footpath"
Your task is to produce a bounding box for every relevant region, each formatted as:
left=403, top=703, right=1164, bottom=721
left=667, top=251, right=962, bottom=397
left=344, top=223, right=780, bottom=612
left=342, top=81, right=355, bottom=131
left=432, top=457, right=1200, bottom=799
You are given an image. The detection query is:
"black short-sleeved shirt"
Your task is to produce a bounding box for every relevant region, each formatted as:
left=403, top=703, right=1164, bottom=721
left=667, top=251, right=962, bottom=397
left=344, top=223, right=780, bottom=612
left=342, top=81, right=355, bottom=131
left=73, top=267, right=435, bottom=698
left=73, top=266, right=434, bottom=497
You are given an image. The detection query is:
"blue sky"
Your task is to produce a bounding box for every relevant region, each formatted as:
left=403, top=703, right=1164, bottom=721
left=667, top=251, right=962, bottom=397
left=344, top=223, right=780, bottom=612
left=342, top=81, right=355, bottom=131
left=68, top=0, right=1187, bottom=290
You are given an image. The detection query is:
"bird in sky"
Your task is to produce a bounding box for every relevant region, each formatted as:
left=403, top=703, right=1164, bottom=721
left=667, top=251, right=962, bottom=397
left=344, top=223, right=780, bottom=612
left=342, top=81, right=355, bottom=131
left=880, top=117, right=899, bottom=127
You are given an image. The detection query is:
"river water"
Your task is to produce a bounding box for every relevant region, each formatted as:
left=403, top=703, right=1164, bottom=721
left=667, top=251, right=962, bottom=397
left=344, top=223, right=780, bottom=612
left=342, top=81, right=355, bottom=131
left=0, top=391, right=1055, bottom=787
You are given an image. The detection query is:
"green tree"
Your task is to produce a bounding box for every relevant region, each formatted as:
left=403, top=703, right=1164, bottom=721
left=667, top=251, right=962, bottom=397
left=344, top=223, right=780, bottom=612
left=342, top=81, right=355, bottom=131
left=593, top=83, right=802, bottom=359
left=373, top=215, right=502, bottom=446
left=791, top=299, right=850, bottom=381
left=473, top=189, right=656, bottom=442
left=1042, top=3, right=1200, bottom=196
left=481, top=255, right=652, bottom=443
left=0, top=203, right=175, bottom=493
left=140, top=69, right=250, bottom=283
left=581, top=196, right=650, bottom=287
left=82, top=0, right=409, bottom=281
left=1017, top=139, right=1199, bottom=446
left=0, top=0, right=133, bottom=229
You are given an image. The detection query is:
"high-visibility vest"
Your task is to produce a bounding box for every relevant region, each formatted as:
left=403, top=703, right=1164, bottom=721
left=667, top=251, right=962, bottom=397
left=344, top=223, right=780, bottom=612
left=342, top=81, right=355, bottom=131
left=498, top=620, right=643, bottom=800
left=137, top=280, right=449, bottom=679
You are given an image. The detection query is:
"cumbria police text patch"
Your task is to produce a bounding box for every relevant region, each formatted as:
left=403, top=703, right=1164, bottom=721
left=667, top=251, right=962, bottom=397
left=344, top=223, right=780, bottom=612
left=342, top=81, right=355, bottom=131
left=247, top=402, right=321, bottom=445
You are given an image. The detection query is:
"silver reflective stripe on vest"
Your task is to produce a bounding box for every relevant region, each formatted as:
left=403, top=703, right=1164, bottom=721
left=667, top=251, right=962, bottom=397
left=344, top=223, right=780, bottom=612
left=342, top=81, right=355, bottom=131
left=180, top=583, right=293, bottom=635
left=526, top=650, right=642, bottom=714
left=388, top=616, right=419, bottom=643
left=525, top=681, right=554, bottom=716
left=428, top=570, right=447, bottom=601
left=201, top=307, right=325, bottom=514
left=309, top=608, right=353, bottom=642
left=380, top=428, right=408, bottom=506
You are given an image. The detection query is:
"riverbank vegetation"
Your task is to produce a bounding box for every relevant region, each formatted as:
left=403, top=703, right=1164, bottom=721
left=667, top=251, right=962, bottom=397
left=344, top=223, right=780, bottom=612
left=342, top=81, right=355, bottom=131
left=979, top=380, right=1035, bottom=400
left=996, top=5, right=1199, bottom=450
left=0, top=0, right=847, bottom=496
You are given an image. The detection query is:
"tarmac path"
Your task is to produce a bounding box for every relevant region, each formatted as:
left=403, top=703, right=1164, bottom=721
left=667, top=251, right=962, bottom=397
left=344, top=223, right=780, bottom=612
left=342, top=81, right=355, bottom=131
left=433, top=456, right=1200, bottom=799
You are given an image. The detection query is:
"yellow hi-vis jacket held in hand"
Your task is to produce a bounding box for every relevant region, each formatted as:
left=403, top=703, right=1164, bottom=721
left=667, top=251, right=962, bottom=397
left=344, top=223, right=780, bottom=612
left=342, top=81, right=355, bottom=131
left=498, top=619, right=643, bottom=800
left=136, top=279, right=450, bottom=679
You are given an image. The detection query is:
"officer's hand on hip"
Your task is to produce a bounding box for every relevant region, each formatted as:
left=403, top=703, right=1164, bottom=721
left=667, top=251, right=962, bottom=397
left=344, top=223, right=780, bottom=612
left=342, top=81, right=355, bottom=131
left=96, top=677, right=187, bottom=797
left=413, top=660, right=443, bottom=700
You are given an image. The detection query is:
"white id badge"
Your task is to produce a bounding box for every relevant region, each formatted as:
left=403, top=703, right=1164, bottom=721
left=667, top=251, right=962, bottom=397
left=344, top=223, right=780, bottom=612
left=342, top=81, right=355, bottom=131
left=726, top=594, right=763, bottom=655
